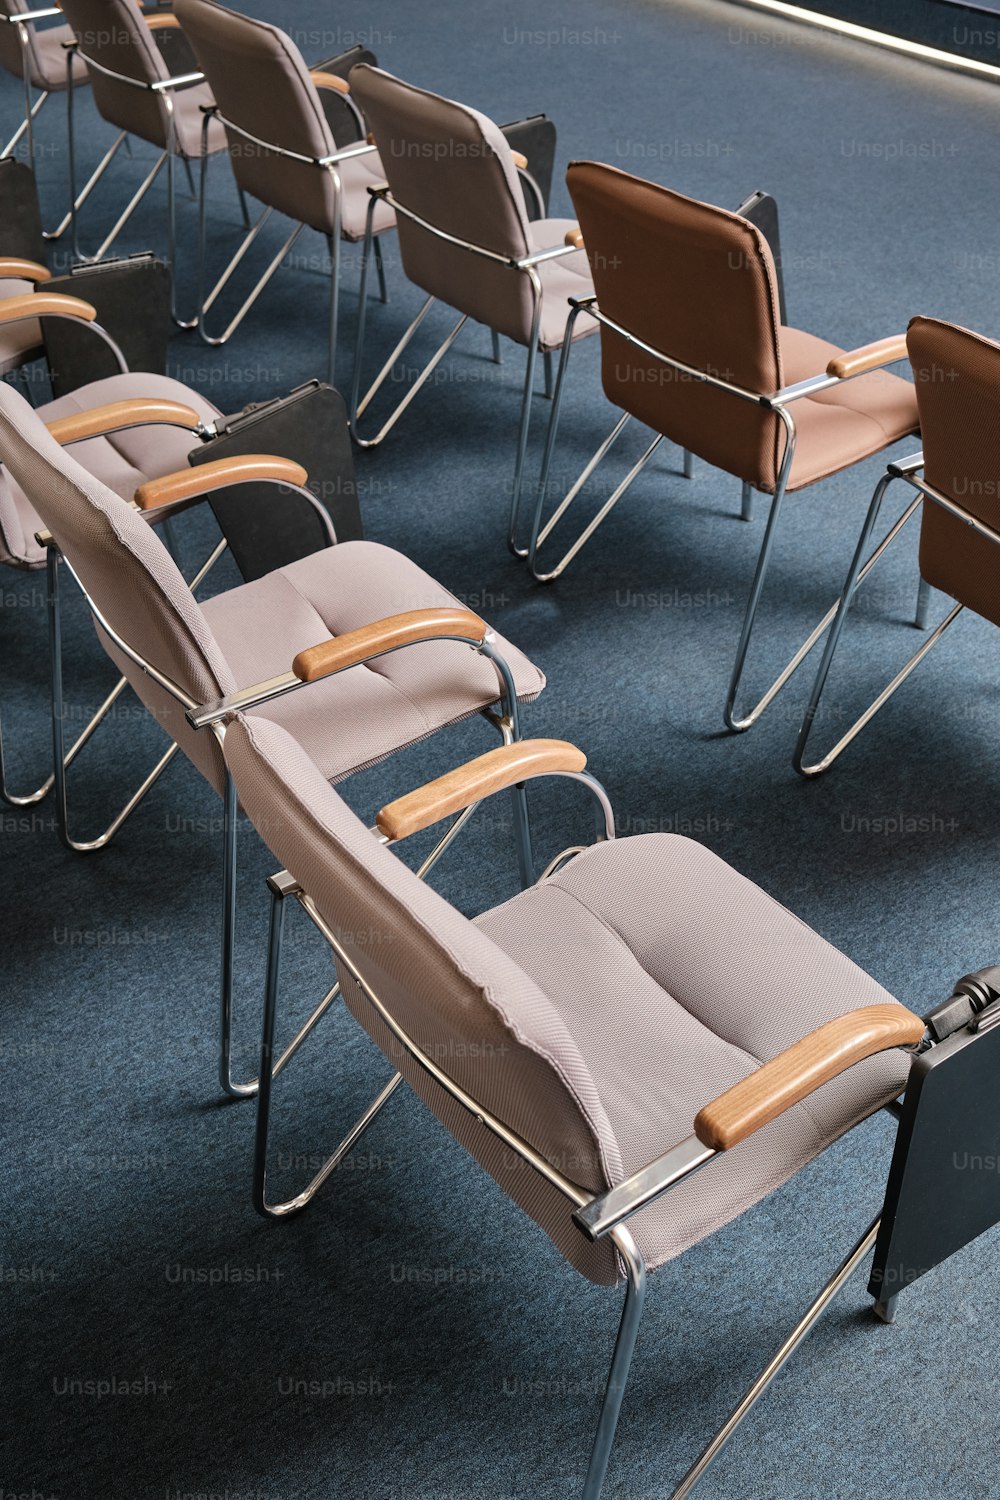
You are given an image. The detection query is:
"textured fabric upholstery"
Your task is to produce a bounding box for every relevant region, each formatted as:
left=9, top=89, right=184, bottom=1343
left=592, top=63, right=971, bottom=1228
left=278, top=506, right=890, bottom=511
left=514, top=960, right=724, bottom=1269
left=175, top=0, right=394, bottom=239
left=58, top=0, right=224, bottom=156
left=0, top=2, right=87, bottom=90
left=223, top=712, right=912, bottom=1288
left=908, top=316, right=1000, bottom=628
left=566, top=161, right=917, bottom=493
left=0, top=373, right=222, bottom=570
left=0, top=384, right=544, bottom=796
left=351, top=65, right=595, bottom=350
left=0, top=275, right=42, bottom=378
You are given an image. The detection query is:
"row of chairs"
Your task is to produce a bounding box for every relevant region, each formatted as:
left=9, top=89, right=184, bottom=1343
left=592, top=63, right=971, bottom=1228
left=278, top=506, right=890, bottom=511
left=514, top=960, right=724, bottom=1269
left=1, top=12, right=998, bottom=1500
left=2, top=3, right=996, bottom=765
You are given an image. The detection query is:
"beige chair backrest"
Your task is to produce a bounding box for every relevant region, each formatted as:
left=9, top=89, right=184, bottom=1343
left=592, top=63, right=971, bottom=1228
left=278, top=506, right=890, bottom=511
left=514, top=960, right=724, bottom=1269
left=58, top=0, right=177, bottom=147
left=566, top=160, right=789, bottom=492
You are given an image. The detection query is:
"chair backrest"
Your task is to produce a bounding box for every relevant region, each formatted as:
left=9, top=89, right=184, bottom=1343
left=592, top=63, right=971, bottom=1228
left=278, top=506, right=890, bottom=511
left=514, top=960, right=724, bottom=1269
left=224, top=710, right=626, bottom=1286
left=0, top=382, right=236, bottom=790
left=350, top=64, right=540, bottom=344
left=566, top=161, right=788, bottom=492
left=58, top=0, right=173, bottom=147
left=907, top=316, right=1000, bottom=629
left=0, top=0, right=44, bottom=84
left=175, top=0, right=337, bottom=232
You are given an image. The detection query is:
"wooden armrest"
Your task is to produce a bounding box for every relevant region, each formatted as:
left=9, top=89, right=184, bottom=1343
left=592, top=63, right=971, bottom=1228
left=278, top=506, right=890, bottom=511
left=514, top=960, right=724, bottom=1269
left=134, top=454, right=307, bottom=512
left=46, top=398, right=203, bottom=447
left=564, top=227, right=584, bottom=250
left=376, top=739, right=587, bottom=842
left=0, top=257, right=51, bottom=283
left=826, top=335, right=908, bottom=380
left=511, top=150, right=528, bottom=170
left=0, top=291, right=95, bottom=325
left=693, top=1003, right=924, bottom=1151
left=292, top=606, right=488, bottom=684
left=310, top=70, right=350, bottom=95
left=145, top=12, right=180, bottom=29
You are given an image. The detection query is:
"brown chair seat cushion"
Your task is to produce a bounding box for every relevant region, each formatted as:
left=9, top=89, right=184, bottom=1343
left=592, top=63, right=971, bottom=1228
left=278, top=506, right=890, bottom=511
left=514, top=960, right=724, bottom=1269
left=780, top=327, right=919, bottom=493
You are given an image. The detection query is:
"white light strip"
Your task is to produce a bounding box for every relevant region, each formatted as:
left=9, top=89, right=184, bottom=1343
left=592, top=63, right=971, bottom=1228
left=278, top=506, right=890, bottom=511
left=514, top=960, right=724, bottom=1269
left=730, top=0, right=1000, bottom=82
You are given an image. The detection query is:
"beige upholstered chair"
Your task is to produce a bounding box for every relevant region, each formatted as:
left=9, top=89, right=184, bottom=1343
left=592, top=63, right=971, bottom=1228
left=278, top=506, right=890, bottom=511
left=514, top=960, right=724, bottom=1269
left=56, top=0, right=224, bottom=317
left=795, top=316, right=1000, bottom=773
left=0, top=380, right=545, bottom=1098
left=175, top=0, right=394, bottom=381
left=224, top=707, right=925, bottom=1500
left=0, top=0, right=89, bottom=215
left=347, top=64, right=598, bottom=545
left=531, top=162, right=920, bottom=731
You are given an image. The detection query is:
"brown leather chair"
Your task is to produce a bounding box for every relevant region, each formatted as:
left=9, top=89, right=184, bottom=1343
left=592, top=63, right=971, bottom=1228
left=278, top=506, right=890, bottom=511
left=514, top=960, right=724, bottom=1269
left=347, top=64, right=598, bottom=547
left=532, top=161, right=920, bottom=732
left=175, top=0, right=394, bottom=383
left=57, top=0, right=225, bottom=320
left=795, top=316, right=1000, bottom=773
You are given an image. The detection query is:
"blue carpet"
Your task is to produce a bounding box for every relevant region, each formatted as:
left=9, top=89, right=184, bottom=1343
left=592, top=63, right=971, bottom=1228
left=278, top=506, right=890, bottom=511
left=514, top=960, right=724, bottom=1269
left=2, top=2, right=999, bottom=1497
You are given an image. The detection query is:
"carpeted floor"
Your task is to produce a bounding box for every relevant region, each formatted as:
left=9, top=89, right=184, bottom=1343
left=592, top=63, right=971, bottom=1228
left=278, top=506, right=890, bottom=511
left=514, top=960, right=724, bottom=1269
left=2, top=1, right=999, bottom=1497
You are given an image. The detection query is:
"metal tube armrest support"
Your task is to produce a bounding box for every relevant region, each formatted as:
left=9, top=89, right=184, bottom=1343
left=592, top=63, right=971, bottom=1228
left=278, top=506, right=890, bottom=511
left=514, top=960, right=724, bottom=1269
left=769, top=333, right=909, bottom=406
left=575, top=1003, right=924, bottom=1241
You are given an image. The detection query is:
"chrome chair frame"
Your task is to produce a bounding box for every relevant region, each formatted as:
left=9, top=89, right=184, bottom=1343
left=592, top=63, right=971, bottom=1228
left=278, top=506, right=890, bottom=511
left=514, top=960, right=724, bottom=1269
left=246, top=786, right=928, bottom=1500
left=531, top=294, right=910, bottom=732
left=0, top=308, right=134, bottom=809
left=35, top=507, right=536, bottom=1097
left=0, top=4, right=61, bottom=160
left=64, top=39, right=206, bottom=324
left=251, top=770, right=616, bottom=1220
left=348, top=183, right=580, bottom=537
left=195, top=106, right=388, bottom=385
left=793, top=451, right=997, bottom=775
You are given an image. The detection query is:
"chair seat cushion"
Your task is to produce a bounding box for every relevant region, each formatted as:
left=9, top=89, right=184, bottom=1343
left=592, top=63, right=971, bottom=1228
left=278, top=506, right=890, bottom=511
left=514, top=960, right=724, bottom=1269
left=336, top=149, right=397, bottom=242
left=0, top=372, right=223, bottom=569
left=200, top=540, right=545, bottom=784
left=781, top=326, right=919, bottom=492
left=170, top=80, right=228, bottom=158
left=528, top=219, right=598, bottom=351
left=26, top=22, right=89, bottom=91
left=476, top=832, right=910, bottom=1273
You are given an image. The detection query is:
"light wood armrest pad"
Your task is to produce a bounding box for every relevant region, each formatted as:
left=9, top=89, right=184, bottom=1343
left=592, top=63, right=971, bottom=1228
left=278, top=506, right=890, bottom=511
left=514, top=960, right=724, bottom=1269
left=694, top=1004, right=923, bottom=1151
left=0, top=291, right=96, bottom=324
left=46, top=398, right=203, bottom=447
left=134, top=454, right=307, bottom=512
left=826, top=335, right=908, bottom=380
left=292, top=607, right=488, bottom=684
left=377, top=739, right=587, bottom=841
left=564, top=227, right=584, bottom=249
left=310, top=70, right=350, bottom=94
left=145, top=13, right=181, bottom=28
left=0, top=257, right=51, bottom=282
left=511, top=150, right=528, bottom=170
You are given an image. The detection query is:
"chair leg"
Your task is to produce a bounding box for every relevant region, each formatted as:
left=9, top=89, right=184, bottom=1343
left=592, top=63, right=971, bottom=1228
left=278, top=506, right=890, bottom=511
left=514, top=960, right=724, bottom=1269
left=372, top=234, right=388, bottom=304
left=581, top=1228, right=647, bottom=1500
left=47, top=548, right=178, bottom=853
left=741, top=481, right=754, bottom=522
left=793, top=477, right=953, bottom=776
left=915, top=574, right=932, bottom=629
left=668, top=1217, right=880, bottom=1500
left=491, top=329, right=503, bottom=365
left=543, top=349, right=554, bottom=399
left=198, top=195, right=302, bottom=348
left=1, top=85, right=46, bottom=162
left=683, top=448, right=695, bottom=481
left=349, top=285, right=465, bottom=449
left=327, top=232, right=341, bottom=386
left=77, top=149, right=168, bottom=264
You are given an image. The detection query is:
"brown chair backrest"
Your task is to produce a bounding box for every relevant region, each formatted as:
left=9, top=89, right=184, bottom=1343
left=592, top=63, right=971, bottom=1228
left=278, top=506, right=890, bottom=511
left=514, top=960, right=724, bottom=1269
left=567, top=161, right=789, bottom=492
left=175, top=0, right=338, bottom=234
left=58, top=0, right=175, bottom=147
left=350, top=64, right=542, bottom=345
left=907, top=316, right=1000, bottom=629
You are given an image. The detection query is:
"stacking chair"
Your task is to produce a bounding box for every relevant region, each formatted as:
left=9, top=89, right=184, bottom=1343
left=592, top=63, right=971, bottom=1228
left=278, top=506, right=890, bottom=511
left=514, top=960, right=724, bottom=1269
left=795, top=316, right=1000, bottom=774
left=0, top=285, right=226, bottom=807
left=530, top=162, right=920, bottom=731
left=56, top=0, right=225, bottom=319
left=0, top=380, right=545, bottom=1097
left=347, top=64, right=598, bottom=544
left=224, top=708, right=928, bottom=1499
left=0, top=0, right=89, bottom=221
left=175, top=0, right=395, bottom=382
